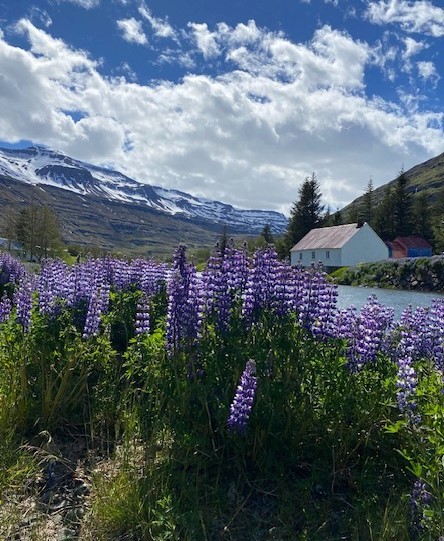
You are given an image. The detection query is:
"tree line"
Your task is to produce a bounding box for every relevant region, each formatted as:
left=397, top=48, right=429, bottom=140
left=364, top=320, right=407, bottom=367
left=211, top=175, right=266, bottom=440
left=1, top=204, right=61, bottom=261
left=254, top=170, right=444, bottom=258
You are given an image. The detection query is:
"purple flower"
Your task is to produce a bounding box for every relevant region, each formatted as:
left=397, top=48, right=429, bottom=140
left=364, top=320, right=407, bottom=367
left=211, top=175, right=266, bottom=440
left=0, top=252, right=26, bottom=286
left=14, top=277, right=34, bottom=332
left=135, top=293, right=150, bottom=335
left=337, top=295, right=394, bottom=372
left=0, top=292, right=12, bottom=323
left=82, top=282, right=110, bottom=339
left=227, top=360, right=258, bottom=435
left=409, top=478, right=432, bottom=535
left=166, top=246, right=203, bottom=354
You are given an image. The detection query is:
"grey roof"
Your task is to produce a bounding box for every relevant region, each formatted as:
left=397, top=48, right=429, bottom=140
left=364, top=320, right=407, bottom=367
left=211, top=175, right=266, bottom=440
left=290, top=223, right=362, bottom=251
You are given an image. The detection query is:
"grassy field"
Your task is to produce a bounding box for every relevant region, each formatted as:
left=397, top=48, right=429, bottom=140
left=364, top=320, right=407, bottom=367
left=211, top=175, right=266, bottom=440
left=1, top=246, right=444, bottom=540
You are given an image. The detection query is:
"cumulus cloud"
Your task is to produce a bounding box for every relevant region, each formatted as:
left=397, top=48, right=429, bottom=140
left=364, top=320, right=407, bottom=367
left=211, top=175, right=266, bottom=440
left=365, top=0, right=444, bottom=37
left=138, top=3, right=177, bottom=40
left=188, top=23, right=222, bottom=59
left=0, top=18, right=443, bottom=213
left=117, top=18, right=147, bottom=45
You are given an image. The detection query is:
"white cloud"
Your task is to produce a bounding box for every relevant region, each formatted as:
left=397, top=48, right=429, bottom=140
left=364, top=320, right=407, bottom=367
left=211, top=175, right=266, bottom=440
left=28, top=7, right=52, bottom=28
left=188, top=22, right=221, bottom=59
left=365, top=0, right=444, bottom=37
left=56, top=0, right=100, bottom=8
left=417, top=60, right=440, bottom=84
left=0, top=19, right=443, bottom=213
left=138, top=3, right=177, bottom=40
left=403, top=36, right=426, bottom=59
left=117, top=18, right=147, bottom=45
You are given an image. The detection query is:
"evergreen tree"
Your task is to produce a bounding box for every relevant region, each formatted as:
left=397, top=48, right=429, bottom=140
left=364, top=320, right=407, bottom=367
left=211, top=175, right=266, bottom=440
left=285, top=173, right=324, bottom=249
left=346, top=203, right=360, bottom=224
left=362, top=177, right=374, bottom=225
left=393, top=169, right=412, bottom=236
left=374, top=185, right=396, bottom=240
left=333, top=208, right=343, bottom=226
left=260, top=224, right=274, bottom=244
left=411, top=192, right=433, bottom=245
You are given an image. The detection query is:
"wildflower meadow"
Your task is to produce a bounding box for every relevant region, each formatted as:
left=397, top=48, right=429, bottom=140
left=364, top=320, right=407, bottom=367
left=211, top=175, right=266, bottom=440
left=1, top=244, right=444, bottom=540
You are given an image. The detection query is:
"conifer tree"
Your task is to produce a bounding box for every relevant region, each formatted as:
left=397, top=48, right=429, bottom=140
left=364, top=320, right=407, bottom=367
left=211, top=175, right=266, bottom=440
left=260, top=224, right=274, bottom=244
left=285, top=173, right=324, bottom=249
left=374, top=185, right=396, bottom=240
left=411, top=192, right=433, bottom=245
left=363, top=177, right=374, bottom=225
left=393, top=169, right=412, bottom=236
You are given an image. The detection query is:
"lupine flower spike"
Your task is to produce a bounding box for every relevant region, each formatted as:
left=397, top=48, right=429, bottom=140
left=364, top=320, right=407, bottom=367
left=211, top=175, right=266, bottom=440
left=227, top=360, right=258, bottom=435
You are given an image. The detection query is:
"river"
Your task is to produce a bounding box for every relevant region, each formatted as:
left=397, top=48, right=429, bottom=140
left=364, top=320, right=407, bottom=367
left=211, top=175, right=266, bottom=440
left=336, top=285, right=444, bottom=321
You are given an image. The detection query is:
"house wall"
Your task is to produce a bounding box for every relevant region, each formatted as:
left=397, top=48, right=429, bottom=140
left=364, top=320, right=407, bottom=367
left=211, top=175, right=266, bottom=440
left=392, top=247, right=407, bottom=259
left=407, top=247, right=433, bottom=257
left=290, top=248, right=341, bottom=267
left=341, top=223, right=389, bottom=266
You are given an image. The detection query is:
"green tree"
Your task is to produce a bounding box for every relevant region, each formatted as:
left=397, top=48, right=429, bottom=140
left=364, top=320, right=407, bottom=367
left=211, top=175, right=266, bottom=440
left=285, top=173, right=324, bottom=250
left=411, top=192, right=433, bottom=245
left=346, top=203, right=360, bottom=224
left=0, top=205, right=19, bottom=251
left=35, top=206, right=61, bottom=259
left=16, top=204, right=39, bottom=262
left=393, top=169, right=412, bottom=236
left=332, top=208, right=343, bottom=226
left=260, top=224, right=274, bottom=244
left=374, top=185, right=396, bottom=240
left=16, top=204, right=61, bottom=261
left=362, top=177, right=374, bottom=225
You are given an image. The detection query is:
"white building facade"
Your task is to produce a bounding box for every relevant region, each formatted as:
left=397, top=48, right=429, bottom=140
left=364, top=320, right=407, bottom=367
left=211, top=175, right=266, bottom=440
left=290, top=223, right=389, bottom=268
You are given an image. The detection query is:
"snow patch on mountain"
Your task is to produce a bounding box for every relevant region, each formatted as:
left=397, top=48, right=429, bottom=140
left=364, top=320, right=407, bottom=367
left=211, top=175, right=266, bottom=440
left=0, top=145, right=288, bottom=234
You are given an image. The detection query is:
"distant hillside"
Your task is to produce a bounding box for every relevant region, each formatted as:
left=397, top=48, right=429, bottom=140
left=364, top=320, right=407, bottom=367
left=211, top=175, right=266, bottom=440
left=341, top=151, right=444, bottom=215
left=0, top=146, right=288, bottom=257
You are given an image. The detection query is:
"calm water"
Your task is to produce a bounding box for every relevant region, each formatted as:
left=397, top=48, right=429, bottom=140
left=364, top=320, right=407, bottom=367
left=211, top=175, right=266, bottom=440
left=336, top=285, right=444, bottom=321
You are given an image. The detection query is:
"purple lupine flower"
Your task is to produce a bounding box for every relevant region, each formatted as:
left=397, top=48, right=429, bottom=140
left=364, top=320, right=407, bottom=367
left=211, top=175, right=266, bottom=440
left=242, top=246, right=281, bottom=324
left=82, top=282, right=110, bottom=339
left=135, top=293, right=150, bottom=335
left=409, top=479, right=432, bottom=536
left=227, top=359, right=258, bottom=435
left=337, top=295, right=393, bottom=372
left=0, top=292, right=12, bottom=323
left=166, top=246, right=203, bottom=354
left=201, top=243, right=237, bottom=334
left=35, top=259, right=72, bottom=316
left=14, top=277, right=34, bottom=332
left=396, top=325, right=420, bottom=423
left=0, top=252, right=26, bottom=286
left=311, top=279, right=338, bottom=340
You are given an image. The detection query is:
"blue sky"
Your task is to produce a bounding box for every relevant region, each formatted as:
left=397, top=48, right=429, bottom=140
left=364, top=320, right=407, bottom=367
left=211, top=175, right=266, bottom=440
left=0, top=0, right=444, bottom=214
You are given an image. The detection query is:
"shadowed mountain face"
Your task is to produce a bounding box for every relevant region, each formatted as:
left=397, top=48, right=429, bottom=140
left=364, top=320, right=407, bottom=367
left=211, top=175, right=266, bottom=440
left=0, top=146, right=288, bottom=256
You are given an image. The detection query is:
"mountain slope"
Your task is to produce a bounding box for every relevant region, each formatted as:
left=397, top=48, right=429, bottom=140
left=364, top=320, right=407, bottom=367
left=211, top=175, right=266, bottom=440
left=341, top=150, right=444, bottom=216
left=0, top=145, right=288, bottom=236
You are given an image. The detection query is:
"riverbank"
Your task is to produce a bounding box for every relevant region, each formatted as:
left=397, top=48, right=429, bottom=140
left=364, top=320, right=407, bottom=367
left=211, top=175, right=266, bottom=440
left=332, top=255, right=444, bottom=292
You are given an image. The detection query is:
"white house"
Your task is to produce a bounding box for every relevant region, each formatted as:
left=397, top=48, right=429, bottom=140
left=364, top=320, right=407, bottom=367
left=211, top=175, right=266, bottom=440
left=290, top=222, right=389, bottom=268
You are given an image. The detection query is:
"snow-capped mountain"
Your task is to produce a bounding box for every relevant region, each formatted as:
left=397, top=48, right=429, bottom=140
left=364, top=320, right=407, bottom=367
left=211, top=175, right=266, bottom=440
left=0, top=145, right=288, bottom=234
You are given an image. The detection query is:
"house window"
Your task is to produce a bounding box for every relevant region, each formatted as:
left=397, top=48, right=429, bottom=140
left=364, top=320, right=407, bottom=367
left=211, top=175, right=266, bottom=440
left=299, top=252, right=303, bottom=260
left=312, top=251, right=315, bottom=260
left=326, top=250, right=330, bottom=259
